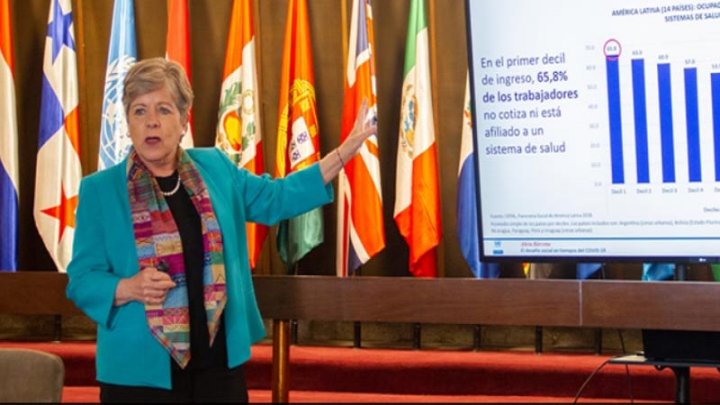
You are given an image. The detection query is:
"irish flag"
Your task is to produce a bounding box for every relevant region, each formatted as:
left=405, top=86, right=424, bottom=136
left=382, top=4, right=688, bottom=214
left=215, top=0, right=267, bottom=270
left=394, top=0, right=441, bottom=278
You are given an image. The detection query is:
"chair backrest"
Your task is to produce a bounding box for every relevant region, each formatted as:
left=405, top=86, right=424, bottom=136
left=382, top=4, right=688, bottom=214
left=0, top=348, right=64, bottom=402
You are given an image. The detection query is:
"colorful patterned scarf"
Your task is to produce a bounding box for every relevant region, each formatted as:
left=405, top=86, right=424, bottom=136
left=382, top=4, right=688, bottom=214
left=127, top=148, right=226, bottom=369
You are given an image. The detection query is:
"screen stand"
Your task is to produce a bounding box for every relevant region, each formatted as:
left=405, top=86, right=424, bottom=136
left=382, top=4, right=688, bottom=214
left=674, top=263, right=687, bottom=281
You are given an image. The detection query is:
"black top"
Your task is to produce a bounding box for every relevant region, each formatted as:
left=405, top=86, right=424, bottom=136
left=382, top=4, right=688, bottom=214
left=157, top=171, right=227, bottom=371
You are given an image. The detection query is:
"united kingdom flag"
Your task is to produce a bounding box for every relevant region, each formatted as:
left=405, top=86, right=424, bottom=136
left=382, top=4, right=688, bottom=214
left=34, top=0, right=82, bottom=272
left=336, top=0, right=385, bottom=277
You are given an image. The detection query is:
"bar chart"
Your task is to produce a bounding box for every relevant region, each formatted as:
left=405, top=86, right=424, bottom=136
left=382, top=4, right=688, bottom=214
left=604, top=39, right=720, bottom=186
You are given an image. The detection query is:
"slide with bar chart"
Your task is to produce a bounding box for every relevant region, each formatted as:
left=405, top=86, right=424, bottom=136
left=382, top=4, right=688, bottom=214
left=466, top=0, right=720, bottom=260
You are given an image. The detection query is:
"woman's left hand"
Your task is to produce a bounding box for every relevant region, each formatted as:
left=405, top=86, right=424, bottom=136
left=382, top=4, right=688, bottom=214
left=319, top=99, right=378, bottom=184
left=343, top=99, right=378, bottom=154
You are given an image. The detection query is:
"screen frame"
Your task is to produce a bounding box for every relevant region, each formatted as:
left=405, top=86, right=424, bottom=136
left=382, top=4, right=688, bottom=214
left=463, top=0, right=720, bottom=264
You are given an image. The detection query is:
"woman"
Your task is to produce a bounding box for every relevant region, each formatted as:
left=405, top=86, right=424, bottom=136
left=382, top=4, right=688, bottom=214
left=66, top=57, right=376, bottom=402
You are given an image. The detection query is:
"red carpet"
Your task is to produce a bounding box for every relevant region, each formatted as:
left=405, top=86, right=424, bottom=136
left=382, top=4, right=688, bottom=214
left=2, top=341, right=719, bottom=403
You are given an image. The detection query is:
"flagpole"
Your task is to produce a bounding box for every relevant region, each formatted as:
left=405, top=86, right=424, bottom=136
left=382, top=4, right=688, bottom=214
left=255, top=1, right=271, bottom=276
left=342, top=0, right=367, bottom=349
left=341, top=0, right=348, bottom=72
left=74, top=0, right=88, bottom=174
left=426, top=0, right=444, bottom=278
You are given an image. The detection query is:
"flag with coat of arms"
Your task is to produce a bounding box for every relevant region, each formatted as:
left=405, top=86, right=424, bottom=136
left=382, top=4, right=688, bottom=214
left=394, top=0, right=441, bottom=277
left=34, top=0, right=82, bottom=273
left=215, top=0, right=268, bottom=270
left=274, top=0, right=324, bottom=270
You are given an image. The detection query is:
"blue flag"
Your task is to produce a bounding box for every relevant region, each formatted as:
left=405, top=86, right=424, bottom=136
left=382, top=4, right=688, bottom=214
left=576, top=263, right=602, bottom=279
left=642, top=263, right=675, bottom=281
left=98, top=0, right=136, bottom=171
left=457, top=75, right=499, bottom=279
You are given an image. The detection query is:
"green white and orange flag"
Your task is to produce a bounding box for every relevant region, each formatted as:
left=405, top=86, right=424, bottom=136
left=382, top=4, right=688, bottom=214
left=215, top=0, right=267, bottom=270
left=394, top=0, right=441, bottom=278
left=274, top=0, right=323, bottom=270
left=166, top=0, right=193, bottom=148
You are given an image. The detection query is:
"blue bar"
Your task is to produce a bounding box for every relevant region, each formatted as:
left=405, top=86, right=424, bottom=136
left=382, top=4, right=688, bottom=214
left=657, top=63, right=675, bottom=183
left=684, top=67, right=701, bottom=182
left=712, top=73, right=720, bottom=182
left=632, top=59, right=649, bottom=183
left=606, top=58, right=624, bottom=184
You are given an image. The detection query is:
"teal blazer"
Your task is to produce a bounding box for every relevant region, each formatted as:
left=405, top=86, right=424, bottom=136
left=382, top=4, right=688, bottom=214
left=66, top=148, right=333, bottom=389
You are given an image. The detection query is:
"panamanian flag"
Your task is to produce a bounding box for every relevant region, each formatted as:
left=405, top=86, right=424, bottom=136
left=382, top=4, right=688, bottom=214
left=457, top=74, right=498, bottom=279
left=34, top=0, right=82, bottom=273
left=0, top=0, right=18, bottom=271
left=98, top=0, right=136, bottom=171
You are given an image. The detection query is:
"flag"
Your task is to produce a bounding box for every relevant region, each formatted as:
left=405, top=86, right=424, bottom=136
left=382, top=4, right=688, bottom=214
left=274, top=0, right=323, bottom=269
left=712, top=264, right=720, bottom=281
left=34, top=0, right=82, bottom=273
left=0, top=0, right=18, bottom=271
left=642, top=263, right=675, bottom=281
left=98, top=0, right=136, bottom=171
left=457, top=74, right=497, bottom=279
left=215, top=0, right=267, bottom=270
left=336, top=0, right=385, bottom=277
left=394, top=0, right=441, bottom=278
left=526, top=263, right=552, bottom=279
left=166, top=0, right=193, bottom=149
left=577, top=263, right=602, bottom=279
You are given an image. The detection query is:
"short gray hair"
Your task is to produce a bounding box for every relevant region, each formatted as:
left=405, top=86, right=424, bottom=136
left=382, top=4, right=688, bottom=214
left=123, top=57, right=194, bottom=119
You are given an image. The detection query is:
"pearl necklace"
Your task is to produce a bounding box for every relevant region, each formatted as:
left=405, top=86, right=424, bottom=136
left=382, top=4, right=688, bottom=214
left=160, top=176, right=181, bottom=197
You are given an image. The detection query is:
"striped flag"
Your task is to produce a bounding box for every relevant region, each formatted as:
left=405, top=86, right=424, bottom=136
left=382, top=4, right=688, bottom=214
left=525, top=263, right=552, bottom=279
left=336, top=0, right=385, bottom=277
left=215, top=0, right=267, bottom=270
left=394, top=0, right=441, bottom=278
left=98, top=0, right=136, bottom=171
left=166, top=0, right=193, bottom=149
left=34, top=0, right=82, bottom=273
left=275, top=0, right=323, bottom=270
left=457, top=74, right=498, bottom=279
left=576, top=263, right=602, bottom=279
left=0, top=0, right=18, bottom=271
left=642, top=263, right=675, bottom=281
